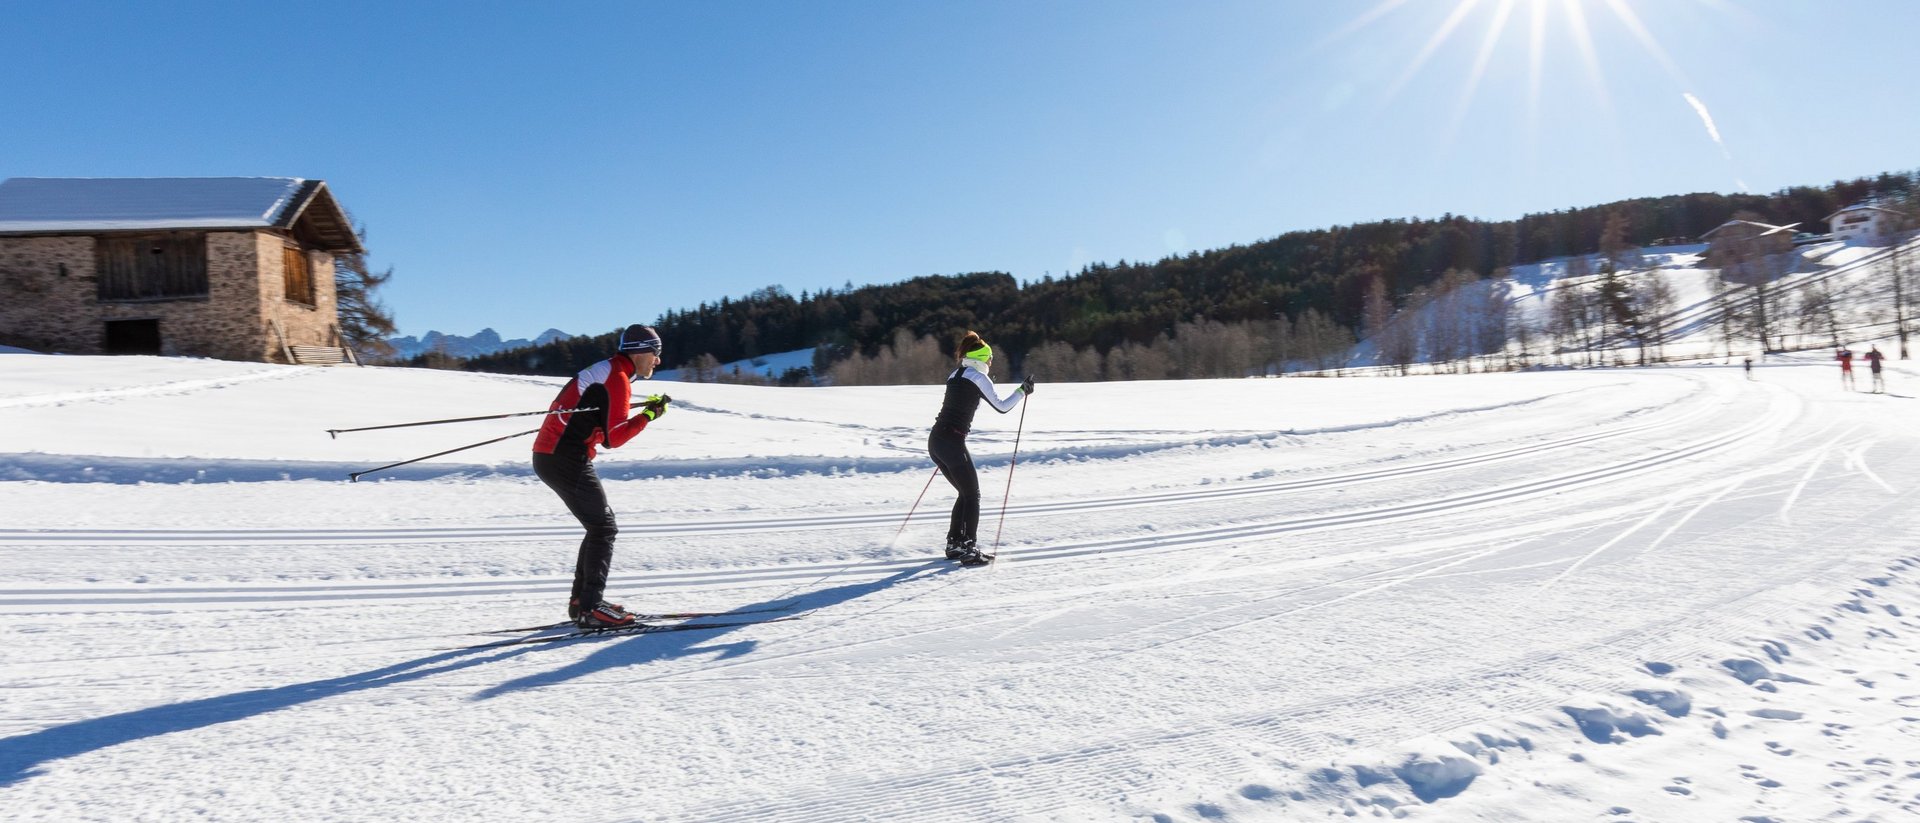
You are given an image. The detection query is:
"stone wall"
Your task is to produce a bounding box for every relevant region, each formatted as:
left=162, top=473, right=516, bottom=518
left=0, top=230, right=339, bottom=362
left=0, top=236, right=95, bottom=353
left=254, top=232, right=340, bottom=362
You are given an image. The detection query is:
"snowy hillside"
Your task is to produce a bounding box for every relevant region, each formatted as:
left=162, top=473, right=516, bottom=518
left=653, top=347, right=817, bottom=383
left=1351, top=238, right=1916, bottom=373
left=3, top=352, right=1919, bottom=821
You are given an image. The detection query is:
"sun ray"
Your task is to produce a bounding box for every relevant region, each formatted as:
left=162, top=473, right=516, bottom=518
left=1526, top=0, right=1547, bottom=140
left=1447, top=0, right=1519, bottom=141
left=1603, top=0, right=1690, bottom=86
left=1383, top=0, right=1484, bottom=103
left=1560, top=0, right=1611, bottom=111
left=1309, top=0, right=1416, bottom=54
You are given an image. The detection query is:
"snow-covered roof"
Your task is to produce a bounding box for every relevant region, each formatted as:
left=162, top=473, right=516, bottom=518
left=0, top=177, right=362, bottom=252
left=1823, top=203, right=1912, bottom=222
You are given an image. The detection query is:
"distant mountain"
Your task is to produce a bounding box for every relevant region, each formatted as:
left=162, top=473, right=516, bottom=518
left=385, top=328, right=573, bottom=360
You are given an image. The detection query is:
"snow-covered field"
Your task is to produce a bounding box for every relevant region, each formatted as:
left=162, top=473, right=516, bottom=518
left=3, top=351, right=1919, bottom=821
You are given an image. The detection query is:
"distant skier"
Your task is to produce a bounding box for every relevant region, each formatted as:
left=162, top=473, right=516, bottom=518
left=1743, top=356, right=1753, bottom=380
left=927, top=331, right=1033, bottom=566
left=1837, top=346, right=1856, bottom=391
left=1863, top=344, right=1887, bottom=393
left=532, top=324, right=670, bottom=628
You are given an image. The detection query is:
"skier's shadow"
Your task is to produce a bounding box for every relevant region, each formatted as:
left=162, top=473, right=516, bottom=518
left=0, top=640, right=542, bottom=787
left=0, top=561, right=949, bottom=787
left=471, top=562, right=950, bottom=699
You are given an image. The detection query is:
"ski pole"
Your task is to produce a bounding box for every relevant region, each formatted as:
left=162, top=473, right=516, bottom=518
left=989, top=397, right=1028, bottom=555
left=892, top=466, right=942, bottom=546
left=327, top=407, right=599, bottom=439
left=347, top=428, right=539, bottom=482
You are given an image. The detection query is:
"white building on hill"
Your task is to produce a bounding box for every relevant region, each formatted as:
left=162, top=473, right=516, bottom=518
left=1824, top=203, right=1910, bottom=245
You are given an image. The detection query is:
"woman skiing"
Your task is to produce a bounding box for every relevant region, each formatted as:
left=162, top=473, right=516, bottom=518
left=927, top=330, right=1034, bottom=566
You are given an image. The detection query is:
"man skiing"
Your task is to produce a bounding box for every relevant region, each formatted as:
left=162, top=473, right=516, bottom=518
left=1863, top=344, right=1887, bottom=393
left=1837, top=346, right=1855, bottom=391
left=927, top=331, right=1033, bottom=566
left=532, top=324, right=670, bottom=628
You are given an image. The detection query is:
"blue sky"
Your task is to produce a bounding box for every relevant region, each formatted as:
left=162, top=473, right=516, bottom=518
left=5, top=1, right=1917, bottom=340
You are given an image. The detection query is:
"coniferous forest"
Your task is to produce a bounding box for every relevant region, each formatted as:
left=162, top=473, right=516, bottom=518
left=439, top=172, right=1916, bottom=382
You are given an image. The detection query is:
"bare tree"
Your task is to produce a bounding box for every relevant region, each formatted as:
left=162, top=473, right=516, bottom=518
left=1631, top=276, right=1678, bottom=363
left=1512, top=316, right=1539, bottom=368
left=1548, top=281, right=1596, bottom=366
left=685, top=353, right=723, bottom=383
left=827, top=329, right=950, bottom=385
left=1711, top=281, right=1746, bottom=361
left=1882, top=197, right=1917, bottom=358
left=1294, top=309, right=1353, bottom=373
left=1426, top=269, right=1479, bottom=372
left=1262, top=314, right=1296, bottom=376
left=1708, top=211, right=1793, bottom=352
left=1598, top=211, right=1643, bottom=272
left=1362, top=275, right=1394, bottom=348
left=1472, top=274, right=1512, bottom=368
left=1106, top=335, right=1174, bottom=380
left=1794, top=281, right=1843, bottom=349
left=1023, top=340, right=1103, bottom=382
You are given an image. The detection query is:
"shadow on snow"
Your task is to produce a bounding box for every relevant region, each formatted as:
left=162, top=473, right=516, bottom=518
left=0, top=563, right=947, bottom=787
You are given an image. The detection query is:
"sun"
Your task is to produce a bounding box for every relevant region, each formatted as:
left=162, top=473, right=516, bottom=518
left=1322, top=0, right=1702, bottom=140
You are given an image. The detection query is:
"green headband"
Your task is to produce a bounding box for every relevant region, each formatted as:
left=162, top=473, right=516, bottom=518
left=964, top=342, right=993, bottom=362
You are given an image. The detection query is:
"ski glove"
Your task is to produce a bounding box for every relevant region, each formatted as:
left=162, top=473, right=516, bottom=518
left=640, top=394, right=672, bottom=420
left=1020, top=376, right=1036, bottom=396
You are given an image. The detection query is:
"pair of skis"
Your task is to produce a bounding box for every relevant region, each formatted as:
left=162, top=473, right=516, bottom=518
left=447, top=547, right=994, bottom=652
left=449, top=601, right=802, bottom=650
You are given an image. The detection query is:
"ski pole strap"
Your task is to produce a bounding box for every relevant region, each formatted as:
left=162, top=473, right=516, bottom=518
left=328, top=407, right=599, bottom=438
left=347, top=428, right=540, bottom=482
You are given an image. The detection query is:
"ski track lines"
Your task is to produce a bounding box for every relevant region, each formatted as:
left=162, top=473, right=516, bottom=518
left=0, top=378, right=1780, bottom=614
left=8, top=403, right=1805, bottom=684
left=0, top=373, right=1726, bottom=548
left=0, top=377, right=1648, bottom=485
left=672, top=551, right=1909, bottom=823
left=0, top=366, right=305, bottom=410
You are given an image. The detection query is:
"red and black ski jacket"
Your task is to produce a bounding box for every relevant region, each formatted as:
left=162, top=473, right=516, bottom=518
left=532, top=355, right=651, bottom=460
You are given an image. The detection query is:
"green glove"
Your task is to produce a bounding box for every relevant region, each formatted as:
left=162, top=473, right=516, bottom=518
left=640, top=394, right=672, bottom=420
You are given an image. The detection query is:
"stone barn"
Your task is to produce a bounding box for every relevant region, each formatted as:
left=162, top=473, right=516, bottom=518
left=0, top=177, right=364, bottom=363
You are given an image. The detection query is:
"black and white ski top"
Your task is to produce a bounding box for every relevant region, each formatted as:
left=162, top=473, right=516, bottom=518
left=932, top=359, right=1024, bottom=436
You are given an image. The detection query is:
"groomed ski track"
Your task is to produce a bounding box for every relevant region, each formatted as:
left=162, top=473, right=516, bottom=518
left=4, top=362, right=1918, bottom=822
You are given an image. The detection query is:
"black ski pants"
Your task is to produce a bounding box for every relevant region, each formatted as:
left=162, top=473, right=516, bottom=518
left=533, top=450, right=619, bottom=608
left=927, top=426, right=979, bottom=545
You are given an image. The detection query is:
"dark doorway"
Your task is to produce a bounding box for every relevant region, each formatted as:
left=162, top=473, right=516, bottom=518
left=104, top=319, right=162, bottom=355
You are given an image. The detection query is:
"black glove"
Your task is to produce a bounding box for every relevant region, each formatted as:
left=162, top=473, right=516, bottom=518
left=640, top=394, right=671, bottom=420
left=1020, top=376, right=1035, bottom=395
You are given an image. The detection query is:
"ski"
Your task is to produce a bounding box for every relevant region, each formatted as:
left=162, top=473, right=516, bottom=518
left=474, top=600, right=801, bottom=635
left=448, top=615, right=803, bottom=650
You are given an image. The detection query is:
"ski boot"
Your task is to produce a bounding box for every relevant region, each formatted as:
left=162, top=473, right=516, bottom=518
left=574, top=600, right=637, bottom=629
left=944, top=537, right=968, bottom=561
left=951, top=539, right=994, bottom=567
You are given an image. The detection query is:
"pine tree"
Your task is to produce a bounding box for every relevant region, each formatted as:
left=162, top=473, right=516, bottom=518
left=334, top=218, right=398, bottom=358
